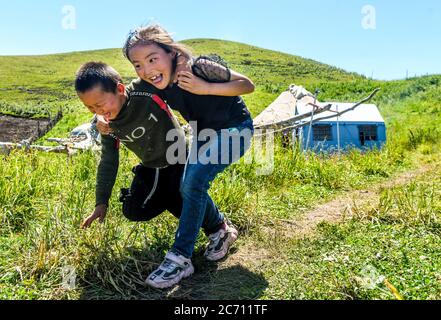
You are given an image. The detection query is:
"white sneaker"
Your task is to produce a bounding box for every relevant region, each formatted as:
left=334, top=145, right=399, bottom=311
left=204, top=222, right=238, bottom=261
left=145, top=251, right=194, bottom=289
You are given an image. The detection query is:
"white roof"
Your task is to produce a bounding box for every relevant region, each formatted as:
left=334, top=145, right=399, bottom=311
left=253, top=91, right=297, bottom=127
left=297, top=103, right=385, bottom=123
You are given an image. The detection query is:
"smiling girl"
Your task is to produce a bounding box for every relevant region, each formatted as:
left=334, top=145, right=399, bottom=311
left=121, top=24, right=255, bottom=289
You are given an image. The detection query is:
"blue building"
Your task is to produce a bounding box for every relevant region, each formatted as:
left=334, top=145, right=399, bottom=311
left=297, top=103, right=387, bottom=152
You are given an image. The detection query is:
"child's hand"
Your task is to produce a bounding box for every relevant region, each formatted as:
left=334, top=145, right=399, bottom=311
left=173, top=56, right=192, bottom=84
left=81, top=204, right=108, bottom=229
left=96, top=115, right=113, bottom=135
left=177, top=71, right=212, bottom=95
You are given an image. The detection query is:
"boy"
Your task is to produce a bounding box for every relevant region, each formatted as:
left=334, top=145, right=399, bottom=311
left=75, top=62, right=187, bottom=228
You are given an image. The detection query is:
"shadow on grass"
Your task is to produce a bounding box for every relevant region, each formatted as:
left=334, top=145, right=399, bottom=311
left=78, top=247, right=268, bottom=300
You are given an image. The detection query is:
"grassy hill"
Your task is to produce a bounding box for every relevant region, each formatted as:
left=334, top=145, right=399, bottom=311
left=1, top=38, right=439, bottom=135
left=0, top=39, right=440, bottom=300
left=0, top=39, right=363, bottom=118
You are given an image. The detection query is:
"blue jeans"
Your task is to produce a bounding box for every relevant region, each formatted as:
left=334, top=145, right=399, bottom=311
left=172, top=118, right=254, bottom=258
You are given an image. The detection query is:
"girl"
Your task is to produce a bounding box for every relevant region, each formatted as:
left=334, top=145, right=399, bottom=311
left=122, top=24, right=254, bottom=289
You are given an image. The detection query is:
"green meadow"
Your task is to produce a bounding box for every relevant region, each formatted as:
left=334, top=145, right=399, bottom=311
left=0, top=40, right=440, bottom=299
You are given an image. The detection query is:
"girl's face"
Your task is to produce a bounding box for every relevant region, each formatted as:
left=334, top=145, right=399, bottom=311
left=129, top=43, right=175, bottom=90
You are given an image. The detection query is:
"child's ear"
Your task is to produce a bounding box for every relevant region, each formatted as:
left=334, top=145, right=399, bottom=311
left=117, top=83, right=126, bottom=95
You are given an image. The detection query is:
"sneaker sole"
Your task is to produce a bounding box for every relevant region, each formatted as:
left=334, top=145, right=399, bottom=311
left=145, top=264, right=195, bottom=289
left=205, top=230, right=238, bottom=262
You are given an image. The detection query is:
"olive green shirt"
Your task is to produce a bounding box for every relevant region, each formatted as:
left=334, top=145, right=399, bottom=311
left=95, top=79, right=185, bottom=206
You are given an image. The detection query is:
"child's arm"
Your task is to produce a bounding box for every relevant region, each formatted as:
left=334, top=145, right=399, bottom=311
left=175, top=55, right=254, bottom=96
left=177, top=70, right=255, bottom=96
left=81, top=134, right=119, bottom=229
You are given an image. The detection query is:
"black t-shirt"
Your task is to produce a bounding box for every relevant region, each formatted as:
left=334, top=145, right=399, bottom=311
left=160, top=56, right=251, bottom=132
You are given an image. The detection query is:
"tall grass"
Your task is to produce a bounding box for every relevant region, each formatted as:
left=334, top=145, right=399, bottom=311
left=0, top=120, right=422, bottom=299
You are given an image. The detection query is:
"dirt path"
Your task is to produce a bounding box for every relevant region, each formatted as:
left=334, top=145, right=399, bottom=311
left=222, top=163, right=435, bottom=270
left=275, top=164, right=433, bottom=239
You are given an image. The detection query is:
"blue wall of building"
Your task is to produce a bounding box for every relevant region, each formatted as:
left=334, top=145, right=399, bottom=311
left=301, top=121, right=386, bottom=152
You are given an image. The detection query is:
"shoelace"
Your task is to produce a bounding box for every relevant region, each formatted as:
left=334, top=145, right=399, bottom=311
left=209, top=232, right=221, bottom=241
left=160, top=258, right=185, bottom=273
left=208, top=231, right=224, bottom=249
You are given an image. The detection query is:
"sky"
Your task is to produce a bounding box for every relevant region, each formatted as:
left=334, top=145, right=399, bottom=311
left=0, top=0, right=440, bottom=80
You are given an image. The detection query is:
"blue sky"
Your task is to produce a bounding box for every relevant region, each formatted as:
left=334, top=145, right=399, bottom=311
left=0, top=0, right=440, bottom=80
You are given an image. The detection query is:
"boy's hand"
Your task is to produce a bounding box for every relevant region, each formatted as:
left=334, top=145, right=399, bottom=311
left=177, top=71, right=212, bottom=95
left=96, top=115, right=113, bottom=135
left=81, top=204, right=108, bottom=229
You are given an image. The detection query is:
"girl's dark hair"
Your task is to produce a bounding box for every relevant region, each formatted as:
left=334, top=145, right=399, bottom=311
left=75, top=62, right=122, bottom=93
left=122, top=24, right=192, bottom=63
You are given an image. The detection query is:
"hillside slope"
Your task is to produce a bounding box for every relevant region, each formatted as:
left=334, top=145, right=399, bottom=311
left=0, top=39, right=363, bottom=118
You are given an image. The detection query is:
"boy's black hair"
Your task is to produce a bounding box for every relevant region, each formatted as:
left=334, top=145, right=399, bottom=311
left=75, top=62, right=122, bottom=93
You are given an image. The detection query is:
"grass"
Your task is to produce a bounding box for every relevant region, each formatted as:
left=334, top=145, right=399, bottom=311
left=0, top=39, right=440, bottom=300
left=259, top=166, right=441, bottom=300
